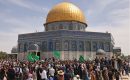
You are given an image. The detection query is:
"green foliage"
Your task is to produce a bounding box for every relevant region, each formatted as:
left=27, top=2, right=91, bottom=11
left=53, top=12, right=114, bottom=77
left=0, top=51, right=7, bottom=59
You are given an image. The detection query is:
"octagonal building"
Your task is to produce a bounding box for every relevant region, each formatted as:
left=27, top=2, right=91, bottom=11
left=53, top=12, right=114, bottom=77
left=18, top=2, right=114, bottom=60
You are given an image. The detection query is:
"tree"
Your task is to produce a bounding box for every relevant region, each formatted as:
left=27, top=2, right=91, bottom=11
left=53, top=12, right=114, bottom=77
left=0, top=51, right=7, bottom=59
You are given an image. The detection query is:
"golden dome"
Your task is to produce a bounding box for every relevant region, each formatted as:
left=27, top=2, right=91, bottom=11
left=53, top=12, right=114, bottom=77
left=46, top=2, right=86, bottom=24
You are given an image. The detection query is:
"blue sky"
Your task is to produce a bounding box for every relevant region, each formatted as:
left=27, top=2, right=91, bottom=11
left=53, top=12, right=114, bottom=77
left=0, top=0, right=129, bottom=55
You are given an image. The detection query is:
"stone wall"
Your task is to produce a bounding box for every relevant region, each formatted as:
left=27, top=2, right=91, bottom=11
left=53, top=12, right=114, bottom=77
left=17, top=51, right=113, bottom=61
left=45, top=21, right=86, bottom=31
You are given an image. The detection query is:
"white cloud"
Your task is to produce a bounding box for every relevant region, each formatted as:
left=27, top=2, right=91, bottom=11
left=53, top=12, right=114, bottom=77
left=86, top=0, right=130, bottom=55
left=0, top=0, right=49, bottom=12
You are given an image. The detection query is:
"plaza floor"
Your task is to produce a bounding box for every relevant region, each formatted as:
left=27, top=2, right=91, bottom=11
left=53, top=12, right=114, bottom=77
left=120, top=74, right=130, bottom=80
left=73, top=74, right=130, bottom=80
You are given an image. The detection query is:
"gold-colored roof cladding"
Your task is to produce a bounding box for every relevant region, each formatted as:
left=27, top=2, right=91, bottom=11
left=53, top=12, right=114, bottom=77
left=46, top=2, right=86, bottom=24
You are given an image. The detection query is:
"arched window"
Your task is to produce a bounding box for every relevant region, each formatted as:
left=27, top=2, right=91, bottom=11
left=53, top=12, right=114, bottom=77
left=55, top=41, right=60, bottom=51
left=49, top=41, right=53, bottom=51
left=42, top=41, right=47, bottom=51
left=55, top=26, right=58, bottom=30
left=21, top=44, right=23, bottom=52
left=52, top=26, right=55, bottom=30
left=69, top=23, right=73, bottom=30
left=24, top=43, right=27, bottom=52
left=78, top=26, right=80, bottom=30
left=64, top=40, right=69, bottom=51
left=99, top=42, right=104, bottom=50
left=105, top=42, right=110, bottom=52
left=71, top=40, right=77, bottom=51
left=79, top=41, right=84, bottom=51
left=86, top=41, right=91, bottom=51
left=59, top=24, right=63, bottom=29
left=92, top=42, right=97, bottom=51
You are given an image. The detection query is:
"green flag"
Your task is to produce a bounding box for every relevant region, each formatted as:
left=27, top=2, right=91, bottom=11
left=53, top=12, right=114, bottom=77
left=27, top=53, right=35, bottom=62
left=53, top=51, right=60, bottom=59
left=79, top=55, right=85, bottom=62
left=27, top=52, right=39, bottom=62
left=34, top=55, right=39, bottom=61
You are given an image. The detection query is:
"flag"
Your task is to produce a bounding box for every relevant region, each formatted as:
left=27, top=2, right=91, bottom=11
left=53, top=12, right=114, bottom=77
left=27, top=53, right=35, bottom=62
left=27, top=52, right=39, bottom=62
left=79, top=55, right=85, bottom=62
left=53, top=51, right=60, bottom=59
left=34, top=55, right=39, bottom=61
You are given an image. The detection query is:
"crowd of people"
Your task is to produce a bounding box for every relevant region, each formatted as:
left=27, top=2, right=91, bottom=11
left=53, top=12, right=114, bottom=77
left=0, top=57, right=130, bottom=80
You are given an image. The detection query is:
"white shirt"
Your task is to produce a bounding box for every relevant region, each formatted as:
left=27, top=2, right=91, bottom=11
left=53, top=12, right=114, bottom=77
left=40, top=70, right=47, bottom=79
left=15, top=67, right=22, bottom=73
left=73, top=77, right=81, bottom=80
left=26, top=67, right=29, bottom=73
left=27, top=78, right=33, bottom=80
left=49, top=68, right=55, bottom=76
left=27, top=73, right=33, bottom=80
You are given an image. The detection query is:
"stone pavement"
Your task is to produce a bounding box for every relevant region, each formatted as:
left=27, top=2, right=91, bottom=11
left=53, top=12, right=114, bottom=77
left=120, top=74, right=130, bottom=80
left=114, top=73, right=130, bottom=80
left=73, top=74, right=130, bottom=80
